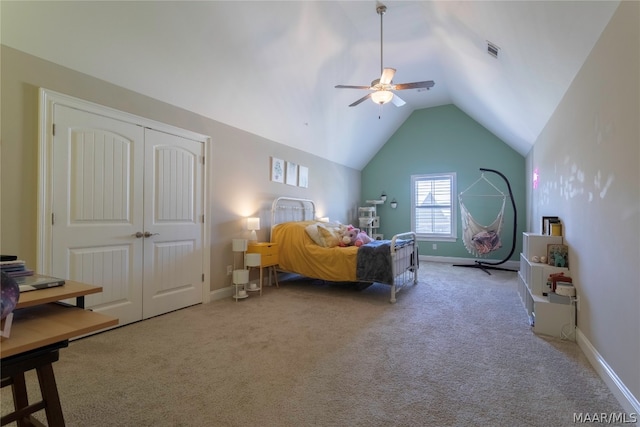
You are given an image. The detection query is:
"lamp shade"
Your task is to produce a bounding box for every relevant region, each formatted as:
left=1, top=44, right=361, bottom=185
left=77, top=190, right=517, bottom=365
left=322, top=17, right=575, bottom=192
left=247, top=217, right=260, bottom=231
left=245, top=253, right=261, bottom=267
left=371, top=90, right=393, bottom=105
left=232, top=239, right=248, bottom=252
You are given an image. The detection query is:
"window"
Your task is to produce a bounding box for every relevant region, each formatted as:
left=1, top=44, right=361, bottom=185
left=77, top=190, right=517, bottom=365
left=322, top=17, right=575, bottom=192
left=411, top=173, right=457, bottom=241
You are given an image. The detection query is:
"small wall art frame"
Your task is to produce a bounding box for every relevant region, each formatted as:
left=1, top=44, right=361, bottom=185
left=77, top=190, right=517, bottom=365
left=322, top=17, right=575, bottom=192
left=271, top=157, right=285, bottom=183
left=298, top=166, right=309, bottom=188
left=285, top=161, right=298, bottom=186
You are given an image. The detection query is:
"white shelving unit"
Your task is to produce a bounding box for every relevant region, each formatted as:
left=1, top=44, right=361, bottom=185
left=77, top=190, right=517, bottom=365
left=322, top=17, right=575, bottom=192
left=517, top=232, right=576, bottom=340
left=245, top=252, right=262, bottom=296
left=232, top=239, right=249, bottom=301
left=358, top=199, right=383, bottom=240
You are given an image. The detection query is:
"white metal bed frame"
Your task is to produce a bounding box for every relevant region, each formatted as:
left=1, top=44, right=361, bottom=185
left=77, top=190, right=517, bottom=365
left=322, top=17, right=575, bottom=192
left=270, top=197, right=419, bottom=303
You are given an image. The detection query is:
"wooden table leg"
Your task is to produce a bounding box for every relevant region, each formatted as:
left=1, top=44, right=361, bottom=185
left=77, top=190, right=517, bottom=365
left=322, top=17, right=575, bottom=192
left=36, top=364, right=65, bottom=426
left=11, top=374, right=29, bottom=417
left=271, top=266, right=279, bottom=288
left=1, top=342, right=67, bottom=427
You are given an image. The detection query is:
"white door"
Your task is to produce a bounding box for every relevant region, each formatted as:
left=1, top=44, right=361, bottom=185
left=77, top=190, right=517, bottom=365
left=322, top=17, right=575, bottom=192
left=51, top=106, right=204, bottom=325
left=52, top=105, right=145, bottom=326
left=142, top=128, right=204, bottom=318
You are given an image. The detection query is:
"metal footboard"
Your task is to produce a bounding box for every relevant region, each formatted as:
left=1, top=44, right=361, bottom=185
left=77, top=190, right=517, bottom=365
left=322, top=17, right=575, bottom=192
left=388, top=232, right=419, bottom=303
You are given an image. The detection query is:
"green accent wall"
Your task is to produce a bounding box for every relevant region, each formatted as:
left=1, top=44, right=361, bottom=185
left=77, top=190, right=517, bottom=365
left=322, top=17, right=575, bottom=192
left=361, top=104, right=526, bottom=261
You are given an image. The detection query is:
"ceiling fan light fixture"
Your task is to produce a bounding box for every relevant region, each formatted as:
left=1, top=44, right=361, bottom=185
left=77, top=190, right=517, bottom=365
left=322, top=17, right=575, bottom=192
left=334, top=3, right=434, bottom=109
left=371, top=90, right=394, bottom=105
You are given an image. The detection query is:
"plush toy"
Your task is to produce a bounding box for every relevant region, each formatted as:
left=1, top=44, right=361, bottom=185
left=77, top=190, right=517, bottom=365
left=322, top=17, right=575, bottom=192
left=339, top=225, right=373, bottom=247
left=353, top=229, right=372, bottom=247
left=339, top=226, right=359, bottom=247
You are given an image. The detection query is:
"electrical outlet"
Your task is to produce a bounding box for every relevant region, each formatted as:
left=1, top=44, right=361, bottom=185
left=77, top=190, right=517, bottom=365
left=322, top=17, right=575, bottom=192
left=432, top=243, right=437, bottom=250
left=226, top=265, right=233, bottom=276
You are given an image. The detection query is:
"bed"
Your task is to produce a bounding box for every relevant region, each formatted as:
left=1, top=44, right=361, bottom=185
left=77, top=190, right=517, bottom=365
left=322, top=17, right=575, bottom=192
left=269, top=197, right=419, bottom=303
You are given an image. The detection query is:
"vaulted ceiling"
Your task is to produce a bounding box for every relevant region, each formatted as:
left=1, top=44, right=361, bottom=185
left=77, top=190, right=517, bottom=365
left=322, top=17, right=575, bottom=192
left=1, top=1, right=619, bottom=170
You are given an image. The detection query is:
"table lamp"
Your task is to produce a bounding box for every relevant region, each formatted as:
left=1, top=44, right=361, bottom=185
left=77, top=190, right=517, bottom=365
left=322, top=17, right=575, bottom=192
left=247, top=217, right=260, bottom=243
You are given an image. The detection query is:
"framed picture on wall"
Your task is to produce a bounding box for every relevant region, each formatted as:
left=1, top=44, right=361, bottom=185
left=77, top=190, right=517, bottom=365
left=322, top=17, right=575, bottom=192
left=271, top=157, right=284, bottom=183
left=298, top=166, right=309, bottom=188
left=286, top=161, right=298, bottom=186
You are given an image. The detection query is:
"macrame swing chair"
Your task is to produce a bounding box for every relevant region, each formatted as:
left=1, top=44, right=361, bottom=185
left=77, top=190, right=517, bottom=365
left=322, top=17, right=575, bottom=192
left=454, top=168, right=517, bottom=275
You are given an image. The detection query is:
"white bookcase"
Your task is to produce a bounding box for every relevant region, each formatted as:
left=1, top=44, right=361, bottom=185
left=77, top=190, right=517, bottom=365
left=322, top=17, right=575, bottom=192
left=518, top=233, right=575, bottom=340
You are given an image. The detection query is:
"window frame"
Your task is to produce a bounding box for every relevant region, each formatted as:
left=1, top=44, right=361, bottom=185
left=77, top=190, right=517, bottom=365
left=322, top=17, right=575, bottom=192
left=411, top=173, right=457, bottom=242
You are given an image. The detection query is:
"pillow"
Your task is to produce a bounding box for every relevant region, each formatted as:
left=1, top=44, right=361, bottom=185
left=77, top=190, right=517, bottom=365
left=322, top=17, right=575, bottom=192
left=317, top=225, right=340, bottom=248
left=305, top=222, right=323, bottom=246
left=305, top=222, right=345, bottom=247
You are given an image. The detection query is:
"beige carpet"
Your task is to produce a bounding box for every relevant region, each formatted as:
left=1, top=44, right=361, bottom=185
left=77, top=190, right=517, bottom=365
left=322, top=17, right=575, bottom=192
left=1, top=262, right=627, bottom=426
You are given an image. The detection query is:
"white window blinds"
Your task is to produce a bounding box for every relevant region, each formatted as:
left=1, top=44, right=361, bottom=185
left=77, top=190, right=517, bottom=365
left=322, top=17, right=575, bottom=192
left=411, top=173, right=457, bottom=240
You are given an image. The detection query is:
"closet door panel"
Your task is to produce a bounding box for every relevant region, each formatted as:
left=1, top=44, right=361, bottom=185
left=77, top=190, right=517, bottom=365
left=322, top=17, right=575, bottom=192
left=142, top=128, right=204, bottom=319
left=51, top=105, right=144, bottom=326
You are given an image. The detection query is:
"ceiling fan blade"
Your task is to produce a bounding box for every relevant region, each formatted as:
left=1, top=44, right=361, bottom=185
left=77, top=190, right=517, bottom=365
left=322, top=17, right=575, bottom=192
left=392, top=80, right=435, bottom=91
left=380, top=68, right=396, bottom=85
left=349, top=93, right=372, bottom=107
left=335, top=85, right=372, bottom=89
left=391, top=94, right=406, bottom=107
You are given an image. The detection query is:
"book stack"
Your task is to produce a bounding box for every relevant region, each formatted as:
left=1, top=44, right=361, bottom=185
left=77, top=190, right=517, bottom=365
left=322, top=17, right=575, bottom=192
left=0, top=256, right=35, bottom=278
left=541, top=216, right=562, bottom=236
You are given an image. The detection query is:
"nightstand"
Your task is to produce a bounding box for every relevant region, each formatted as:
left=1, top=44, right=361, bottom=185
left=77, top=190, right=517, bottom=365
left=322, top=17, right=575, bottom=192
left=247, top=242, right=279, bottom=288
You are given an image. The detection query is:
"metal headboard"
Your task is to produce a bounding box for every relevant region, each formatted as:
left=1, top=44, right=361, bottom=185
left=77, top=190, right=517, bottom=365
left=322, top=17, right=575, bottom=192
left=270, top=197, right=316, bottom=241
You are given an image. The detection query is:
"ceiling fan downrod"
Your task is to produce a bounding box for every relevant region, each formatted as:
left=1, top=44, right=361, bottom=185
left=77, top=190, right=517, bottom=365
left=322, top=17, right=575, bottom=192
left=377, top=5, right=386, bottom=76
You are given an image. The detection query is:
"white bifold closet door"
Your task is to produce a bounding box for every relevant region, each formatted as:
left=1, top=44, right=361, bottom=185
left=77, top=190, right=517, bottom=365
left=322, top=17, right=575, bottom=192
left=51, top=105, right=204, bottom=326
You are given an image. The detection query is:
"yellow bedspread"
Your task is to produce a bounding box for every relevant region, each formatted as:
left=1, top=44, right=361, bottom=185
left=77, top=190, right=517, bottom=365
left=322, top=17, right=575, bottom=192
left=271, top=221, right=359, bottom=282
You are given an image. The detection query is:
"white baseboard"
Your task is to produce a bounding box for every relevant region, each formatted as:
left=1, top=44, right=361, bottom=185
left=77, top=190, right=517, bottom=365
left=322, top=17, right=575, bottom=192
left=210, top=281, right=265, bottom=302
left=576, top=327, right=640, bottom=415
left=210, top=286, right=234, bottom=301
left=420, top=255, right=520, bottom=271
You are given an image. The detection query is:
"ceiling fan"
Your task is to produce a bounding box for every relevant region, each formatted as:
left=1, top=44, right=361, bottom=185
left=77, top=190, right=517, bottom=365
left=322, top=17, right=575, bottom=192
left=335, top=4, right=435, bottom=108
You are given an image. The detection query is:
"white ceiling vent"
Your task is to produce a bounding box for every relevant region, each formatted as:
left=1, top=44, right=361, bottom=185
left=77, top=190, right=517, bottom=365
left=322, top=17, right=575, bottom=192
left=487, top=41, right=500, bottom=58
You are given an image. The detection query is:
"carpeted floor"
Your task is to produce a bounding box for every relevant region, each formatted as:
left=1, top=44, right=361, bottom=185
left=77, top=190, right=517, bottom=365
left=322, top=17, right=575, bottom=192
left=1, top=262, right=628, bottom=426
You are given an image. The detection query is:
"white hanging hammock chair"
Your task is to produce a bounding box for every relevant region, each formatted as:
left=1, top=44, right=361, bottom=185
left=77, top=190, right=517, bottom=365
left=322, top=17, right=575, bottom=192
left=459, top=175, right=507, bottom=257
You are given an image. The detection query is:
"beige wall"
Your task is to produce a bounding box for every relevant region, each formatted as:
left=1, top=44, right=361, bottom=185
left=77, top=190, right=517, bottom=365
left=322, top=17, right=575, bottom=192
left=0, top=45, right=361, bottom=292
left=527, top=1, right=639, bottom=408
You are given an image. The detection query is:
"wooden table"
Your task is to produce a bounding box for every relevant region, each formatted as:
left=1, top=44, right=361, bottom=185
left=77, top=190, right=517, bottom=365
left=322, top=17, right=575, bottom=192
left=1, top=281, right=118, bottom=426
left=13, top=280, right=104, bottom=310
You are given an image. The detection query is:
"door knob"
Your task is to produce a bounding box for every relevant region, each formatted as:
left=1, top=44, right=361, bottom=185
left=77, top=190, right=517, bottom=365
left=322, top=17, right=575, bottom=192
left=133, top=231, right=144, bottom=238
left=144, top=231, right=159, bottom=238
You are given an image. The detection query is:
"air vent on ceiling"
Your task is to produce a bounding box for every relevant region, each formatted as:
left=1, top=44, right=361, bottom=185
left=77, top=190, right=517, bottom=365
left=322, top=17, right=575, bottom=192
left=487, top=41, right=500, bottom=58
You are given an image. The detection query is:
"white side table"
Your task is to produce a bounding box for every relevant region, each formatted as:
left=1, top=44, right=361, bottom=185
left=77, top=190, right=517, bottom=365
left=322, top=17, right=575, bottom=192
left=245, top=253, right=262, bottom=296
left=232, top=239, right=249, bottom=301
left=232, top=269, right=249, bottom=301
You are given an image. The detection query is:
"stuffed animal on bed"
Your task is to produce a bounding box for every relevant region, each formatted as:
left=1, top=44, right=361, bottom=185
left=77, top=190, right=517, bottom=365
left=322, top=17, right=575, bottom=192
left=339, top=226, right=372, bottom=247
left=339, top=227, right=357, bottom=247
left=354, top=229, right=372, bottom=247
